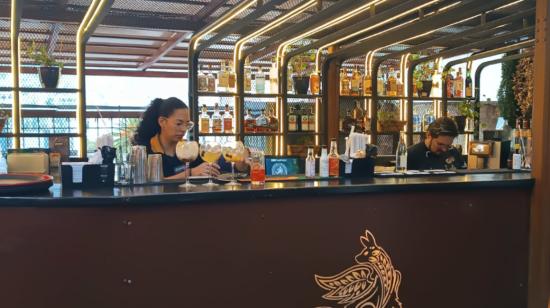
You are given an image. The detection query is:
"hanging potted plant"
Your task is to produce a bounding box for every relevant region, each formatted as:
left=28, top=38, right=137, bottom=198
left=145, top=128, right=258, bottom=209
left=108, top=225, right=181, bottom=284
left=290, top=52, right=314, bottom=95
left=454, top=99, right=478, bottom=133
left=0, top=109, right=8, bottom=133
left=412, top=55, right=435, bottom=98
left=26, top=41, right=64, bottom=89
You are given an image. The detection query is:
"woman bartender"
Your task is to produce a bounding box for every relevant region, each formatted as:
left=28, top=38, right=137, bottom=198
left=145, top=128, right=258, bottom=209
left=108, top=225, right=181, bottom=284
left=133, top=97, right=246, bottom=180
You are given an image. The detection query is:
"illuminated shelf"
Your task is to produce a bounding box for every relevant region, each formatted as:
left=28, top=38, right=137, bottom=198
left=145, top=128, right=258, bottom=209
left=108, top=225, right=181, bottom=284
left=340, top=95, right=371, bottom=99
left=287, top=131, right=320, bottom=135
left=286, top=94, right=322, bottom=99
left=197, top=133, right=238, bottom=137
left=243, top=132, right=281, bottom=136
left=0, top=87, right=78, bottom=93
left=243, top=93, right=278, bottom=98
left=197, top=92, right=236, bottom=97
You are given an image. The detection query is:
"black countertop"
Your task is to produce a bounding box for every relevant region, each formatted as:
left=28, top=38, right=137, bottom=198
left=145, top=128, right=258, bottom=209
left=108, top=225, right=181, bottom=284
left=0, top=171, right=533, bottom=207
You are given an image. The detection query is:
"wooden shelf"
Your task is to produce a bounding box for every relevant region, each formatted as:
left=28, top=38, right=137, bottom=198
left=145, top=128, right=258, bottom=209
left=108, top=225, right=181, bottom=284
left=287, top=131, right=319, bottom=135
left=339, top=95, right=371, bottom=99
left=0, top=133, right=79, bottom=137
left=197, top=133, right=238, bottom=137
left=286, top=94, right=322, bottom=99
left=243, top=93, right=278, bottom=98
left=243, top=132, right=281, bottom=136
left=378, top=96, right=406, bottom=100
left=197, top=92, right=236, bottom=97
left=0, top=87, right=79, bottom=93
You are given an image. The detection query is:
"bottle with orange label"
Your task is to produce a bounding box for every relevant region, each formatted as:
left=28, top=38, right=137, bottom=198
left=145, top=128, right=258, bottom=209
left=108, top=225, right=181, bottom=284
left=328, top=138, right=339, bottom=177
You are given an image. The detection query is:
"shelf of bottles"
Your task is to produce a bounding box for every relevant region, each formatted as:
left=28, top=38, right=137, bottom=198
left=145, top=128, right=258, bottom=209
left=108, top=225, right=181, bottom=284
left=442, top=64, right=475, bottom=155
left=338, top=56, right=408, bottom=155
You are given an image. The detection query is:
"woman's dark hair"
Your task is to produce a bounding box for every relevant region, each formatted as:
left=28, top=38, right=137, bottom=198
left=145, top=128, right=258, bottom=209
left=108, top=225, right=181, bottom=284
left=133, top=97, right=188, bottom=145
left=427, top=116, right=459, bottom=138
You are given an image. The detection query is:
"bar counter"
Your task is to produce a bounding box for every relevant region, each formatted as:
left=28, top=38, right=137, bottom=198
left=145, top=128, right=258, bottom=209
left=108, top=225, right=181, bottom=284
left=0, top=171, right=534, bottom=206
left=0, top=172, right=534, bottom=308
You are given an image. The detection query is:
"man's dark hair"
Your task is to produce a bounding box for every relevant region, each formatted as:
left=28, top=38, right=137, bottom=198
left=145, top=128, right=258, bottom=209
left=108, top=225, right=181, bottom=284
left=427, top=116, right=459, bottom=138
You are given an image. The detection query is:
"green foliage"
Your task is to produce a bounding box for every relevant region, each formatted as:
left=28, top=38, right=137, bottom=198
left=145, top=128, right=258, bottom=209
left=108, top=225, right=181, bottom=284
left=497, top=54, right=520, bottom=127
left=458, top=99, right=478, bottom=119
left=290, top=50, right=316, bottom=76
left=25, top=41, right=64, bottom=68
left=412, top=54, right=435, bottom=89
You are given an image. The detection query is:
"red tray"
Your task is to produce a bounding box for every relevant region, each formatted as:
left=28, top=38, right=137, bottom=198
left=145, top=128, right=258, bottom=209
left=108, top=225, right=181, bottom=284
left=0, top=173, right=54, bottom=195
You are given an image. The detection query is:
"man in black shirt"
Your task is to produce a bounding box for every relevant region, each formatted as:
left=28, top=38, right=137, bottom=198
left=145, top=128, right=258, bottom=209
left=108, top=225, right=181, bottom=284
left=407, top=116, right=465, bottom=170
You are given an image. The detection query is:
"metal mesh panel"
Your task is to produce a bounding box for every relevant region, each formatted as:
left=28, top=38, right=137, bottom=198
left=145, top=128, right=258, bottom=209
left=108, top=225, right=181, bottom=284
left=244, top=135, right=277, bottom=155
left=412, top=100, right=435, bottom=132
left=447, top=100, right=460, bottom=116
left=243, top=96, right=278, bottom=128
left=377, top=134, right=396, bottom=156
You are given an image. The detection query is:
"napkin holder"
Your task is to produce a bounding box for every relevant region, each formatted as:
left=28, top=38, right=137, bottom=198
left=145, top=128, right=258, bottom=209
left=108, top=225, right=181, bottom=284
left=61, top=163, right=114, bottom=188
left=339, top=157, right=375, bottom=178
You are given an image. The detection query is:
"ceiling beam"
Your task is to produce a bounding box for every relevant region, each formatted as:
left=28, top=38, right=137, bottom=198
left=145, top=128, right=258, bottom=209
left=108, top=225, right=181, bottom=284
left=193, top=0, right=226, bottom=22
left=138, top=31, right=190, bottom=70
left=0, top=5, right=204, bottom=32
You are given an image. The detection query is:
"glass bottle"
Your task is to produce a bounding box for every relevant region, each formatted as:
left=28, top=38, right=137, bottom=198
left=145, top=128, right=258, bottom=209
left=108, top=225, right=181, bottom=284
left=211, top=103, right=223, bottom=134
left=305, top=147, right=316, bottom=178
left=227, top=60, right=236, bottom=92
left=255, top=109, right=269, bottom=133
left=445, top=70, right=454, bottom=98
left=328, top=139, right=339, bottom=177
left=217, top=60, right=229, bottom=92
left=300, top=106, right=309, bottom=132
left=308, top=107, right=316, bottom=132
left=244, top=59, right=252, bottom=93
left=396, top=72, right=404, bottom=97
left=310, top=71, right=320, bottom=95
left=198, top=66, right=208, bottom=92
left=200, top=104, right=210, bottom=134
left=454, top=67, right=464, bottom=98
left=244, top=109, right=256, bottom=133
left=465, top=69, right=473, bottom=97
left=288, top=107, right=297, bottom=132
left=268, top=108, right=279, bottom=132
left=363, top=71, right=372, bottom=96
left=351, top=66, right=362, bottom=96
left=223, top=104, right=233, bottom=134
left=294, top=105, right=303, bottom=132
left=319, top=145, right=329, bottom=178
left=207, top=65, right=216, bottom=92
left=395, top=131, right=407, bottom=172
left=270, top=59, right=279, bottom=94
left=387, top=68, right=397, bottom=96
left=340, top=69, right=350, bottom=96
left=352, top=100, right=365, bottom=132
left=377, top=74, right=385, bottom=96
left=255, top=68, right=265, bottom=94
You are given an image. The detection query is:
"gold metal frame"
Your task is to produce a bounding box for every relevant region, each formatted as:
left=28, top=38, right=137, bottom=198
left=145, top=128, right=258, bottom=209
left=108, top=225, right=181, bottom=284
left=76, top=0, right=113, bottom=158
left=10, top=0, right=22, bottom=149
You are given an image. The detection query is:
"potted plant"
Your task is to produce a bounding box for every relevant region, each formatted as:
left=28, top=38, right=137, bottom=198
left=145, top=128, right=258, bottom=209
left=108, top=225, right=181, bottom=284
left=454, top=99, right=478, bottom=133
left=290, top=51, right=315, bottom=95
left=0, top=109, right=8, bottom=133
left=377, top=101, right=406, bottom=132
left=26, top=41, right=64, bottom=89
left=412, top=55, right=435, bottom=98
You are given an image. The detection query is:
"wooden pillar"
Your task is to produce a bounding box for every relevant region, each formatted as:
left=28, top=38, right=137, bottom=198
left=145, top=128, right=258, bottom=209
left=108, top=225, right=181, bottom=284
left=529, top=0, right=550, bottom=307
left=326, top=47, right=339, bottom=144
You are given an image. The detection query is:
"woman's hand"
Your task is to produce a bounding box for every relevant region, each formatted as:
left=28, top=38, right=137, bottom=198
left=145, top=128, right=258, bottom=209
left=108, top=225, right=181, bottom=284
left=191, top=162, right=221, bottom=177
left=235, top=147, right=251, bottom=173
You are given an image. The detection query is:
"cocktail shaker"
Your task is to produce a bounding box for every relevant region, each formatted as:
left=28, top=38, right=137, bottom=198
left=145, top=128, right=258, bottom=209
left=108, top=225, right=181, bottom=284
left=131, top=145, right=147, bottom=184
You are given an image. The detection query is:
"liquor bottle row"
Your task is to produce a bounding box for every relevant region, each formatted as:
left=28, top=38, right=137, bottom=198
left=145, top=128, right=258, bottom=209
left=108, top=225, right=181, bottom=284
left=340, top=67, right=404, bottom=97
left=445, top=67, right=473, bottom=98
left=197, top=60, right=279, bottom=94
left=288, top=106, right=316, bottom=132
left=197, top=59, right=322, bottom=95
left=304, top=139, right=340, bottom=178
left=244, top=109, right=279, bottom=133
left=199, top=103, right=234, bottom=134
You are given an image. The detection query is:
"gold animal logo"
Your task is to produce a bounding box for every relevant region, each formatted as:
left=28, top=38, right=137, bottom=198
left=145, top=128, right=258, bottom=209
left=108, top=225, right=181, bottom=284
left=315, top=230, right=403, bottom=308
